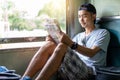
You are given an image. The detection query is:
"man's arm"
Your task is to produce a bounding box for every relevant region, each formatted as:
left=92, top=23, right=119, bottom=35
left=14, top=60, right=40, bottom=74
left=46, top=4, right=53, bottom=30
left=59, top=32, right=100, bottom=57
left=74, top=44, right=101, bottom=57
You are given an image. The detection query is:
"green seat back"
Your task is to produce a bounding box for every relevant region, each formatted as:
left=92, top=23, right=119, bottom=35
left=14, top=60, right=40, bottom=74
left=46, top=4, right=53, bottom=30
left=97, top=17, right=120, bottom=67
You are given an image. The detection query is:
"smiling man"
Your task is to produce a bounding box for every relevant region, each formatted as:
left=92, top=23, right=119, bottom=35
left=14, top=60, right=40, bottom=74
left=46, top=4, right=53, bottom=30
left=21, top=3, right=110, bottom=80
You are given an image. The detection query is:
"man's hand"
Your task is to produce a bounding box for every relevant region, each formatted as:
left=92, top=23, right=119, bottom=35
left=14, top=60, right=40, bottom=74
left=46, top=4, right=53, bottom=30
left=58, top=32, right=74, bottom=47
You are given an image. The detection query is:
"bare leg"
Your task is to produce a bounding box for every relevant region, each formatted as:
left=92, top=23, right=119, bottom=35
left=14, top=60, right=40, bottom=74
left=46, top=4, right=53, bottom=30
left=35, top=43, right=68, bottom=80
left=22, top=41, right=56, bottom=78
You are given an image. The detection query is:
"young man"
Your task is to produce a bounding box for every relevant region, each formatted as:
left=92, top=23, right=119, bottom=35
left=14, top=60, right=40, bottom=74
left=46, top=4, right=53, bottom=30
left=21, top=3, right=110, bottom=80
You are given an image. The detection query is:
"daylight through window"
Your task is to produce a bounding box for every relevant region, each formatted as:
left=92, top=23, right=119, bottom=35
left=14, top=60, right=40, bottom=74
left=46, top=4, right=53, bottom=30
left=0, top=0, right=66, bottom=49
left=0, top=0, right=66, bottom=38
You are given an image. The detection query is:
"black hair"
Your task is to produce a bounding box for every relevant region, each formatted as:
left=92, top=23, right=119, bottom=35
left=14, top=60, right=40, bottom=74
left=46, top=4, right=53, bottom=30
left=79, top=3, right=96, bottom=14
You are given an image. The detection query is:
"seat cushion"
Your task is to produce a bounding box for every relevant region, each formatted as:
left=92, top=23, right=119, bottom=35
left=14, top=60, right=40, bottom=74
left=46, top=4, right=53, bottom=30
left=107, top=48, right=120, bottom=66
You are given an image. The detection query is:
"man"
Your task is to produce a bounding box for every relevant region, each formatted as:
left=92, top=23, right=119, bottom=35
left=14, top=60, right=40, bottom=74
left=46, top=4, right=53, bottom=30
left=21, top=3, right=110, bottom=80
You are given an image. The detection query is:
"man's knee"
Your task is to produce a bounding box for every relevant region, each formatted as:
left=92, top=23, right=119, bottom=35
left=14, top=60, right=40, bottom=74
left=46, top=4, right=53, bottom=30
left=53, top=43, right=68, bottom=55
left=41, top=41, right=56, bottom=50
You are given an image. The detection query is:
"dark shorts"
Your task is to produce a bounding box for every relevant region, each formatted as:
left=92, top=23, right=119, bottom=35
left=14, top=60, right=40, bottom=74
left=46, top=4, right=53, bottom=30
left=57, top=49, right=94, bottom=80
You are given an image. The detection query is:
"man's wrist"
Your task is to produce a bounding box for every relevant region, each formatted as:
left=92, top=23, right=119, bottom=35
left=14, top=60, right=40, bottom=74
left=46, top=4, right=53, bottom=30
left=70, top=42, right=78, bottom=49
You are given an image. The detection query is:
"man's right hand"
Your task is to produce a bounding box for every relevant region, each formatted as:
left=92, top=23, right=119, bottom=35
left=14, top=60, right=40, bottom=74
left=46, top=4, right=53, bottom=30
left=59, top=32, right=74, bottom=47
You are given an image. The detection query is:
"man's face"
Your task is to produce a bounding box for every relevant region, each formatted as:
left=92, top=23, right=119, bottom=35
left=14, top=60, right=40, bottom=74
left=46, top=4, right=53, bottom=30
left=78, top=10, right=95, bottom=28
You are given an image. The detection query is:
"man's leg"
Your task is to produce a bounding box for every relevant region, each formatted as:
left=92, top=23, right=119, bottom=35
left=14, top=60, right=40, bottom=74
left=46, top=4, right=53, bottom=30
left=22, top=41, right=56, bottom=79
left=35, top=43, right=68, bottom=80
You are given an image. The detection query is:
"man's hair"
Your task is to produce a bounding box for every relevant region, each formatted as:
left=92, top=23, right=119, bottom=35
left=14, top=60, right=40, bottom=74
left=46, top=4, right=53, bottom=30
left=79, top=3, right=96, bottom=14
left=79, top=3, right=96, bottom=23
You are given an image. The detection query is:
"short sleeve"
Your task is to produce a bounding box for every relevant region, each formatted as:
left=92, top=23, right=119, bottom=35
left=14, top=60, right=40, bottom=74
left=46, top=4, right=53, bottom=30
left=94, top=29, right=110, bottom=52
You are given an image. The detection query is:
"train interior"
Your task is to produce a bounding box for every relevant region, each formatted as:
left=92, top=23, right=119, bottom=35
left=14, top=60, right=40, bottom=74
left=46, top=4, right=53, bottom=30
left=0, top=0, right=120, bottom=80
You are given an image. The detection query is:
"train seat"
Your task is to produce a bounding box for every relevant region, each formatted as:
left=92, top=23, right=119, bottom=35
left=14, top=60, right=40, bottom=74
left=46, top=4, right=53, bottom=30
left=95, top=16, right=120, bottom=80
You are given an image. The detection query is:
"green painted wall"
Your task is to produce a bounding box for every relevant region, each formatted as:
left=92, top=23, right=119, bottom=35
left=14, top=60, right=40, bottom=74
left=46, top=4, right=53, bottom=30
left=0, top=48, right=39, bottom=75
left=90, top=0, right=120, bottom=17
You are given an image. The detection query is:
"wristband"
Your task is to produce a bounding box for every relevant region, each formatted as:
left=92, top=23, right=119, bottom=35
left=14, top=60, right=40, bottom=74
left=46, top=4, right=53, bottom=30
left=70, top=42, right=78, bottom=49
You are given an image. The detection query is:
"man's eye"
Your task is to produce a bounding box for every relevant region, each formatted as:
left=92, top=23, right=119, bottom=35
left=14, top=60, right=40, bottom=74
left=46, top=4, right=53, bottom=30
left=83, top=15, right=87, bottom=18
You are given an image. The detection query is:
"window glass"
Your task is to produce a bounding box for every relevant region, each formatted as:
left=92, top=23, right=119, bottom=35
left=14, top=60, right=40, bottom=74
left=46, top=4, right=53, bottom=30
left=0, top=0, right=66, bottom=38
left=0, top=0, right=66, bottom=49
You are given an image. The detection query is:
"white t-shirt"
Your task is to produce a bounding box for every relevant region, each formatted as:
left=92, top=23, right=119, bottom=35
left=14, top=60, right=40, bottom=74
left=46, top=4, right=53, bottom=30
left=72, top=28, right=110, bottom=74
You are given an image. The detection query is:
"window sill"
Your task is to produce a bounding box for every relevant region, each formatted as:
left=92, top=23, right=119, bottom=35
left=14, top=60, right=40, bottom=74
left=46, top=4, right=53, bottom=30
left=0, top=41, right=45, bottom=50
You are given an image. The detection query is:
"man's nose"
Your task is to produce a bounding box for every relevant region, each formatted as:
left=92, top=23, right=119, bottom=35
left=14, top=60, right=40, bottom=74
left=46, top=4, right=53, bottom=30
left=80, top=17, right=83, bottom=22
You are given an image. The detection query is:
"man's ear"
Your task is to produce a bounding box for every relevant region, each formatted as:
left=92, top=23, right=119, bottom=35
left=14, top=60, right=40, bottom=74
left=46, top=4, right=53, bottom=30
left=93, top=14, right=96, bottom=21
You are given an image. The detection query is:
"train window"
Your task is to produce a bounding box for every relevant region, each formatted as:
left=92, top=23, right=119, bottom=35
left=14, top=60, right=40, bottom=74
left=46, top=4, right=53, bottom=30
left=0, top=0, right=66, bottom=49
